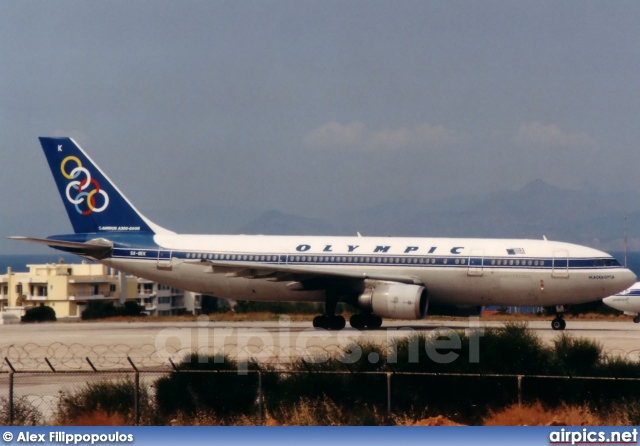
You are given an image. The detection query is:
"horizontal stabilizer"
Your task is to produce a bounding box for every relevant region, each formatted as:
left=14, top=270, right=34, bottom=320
left=8, top=236, right=113, bottom=259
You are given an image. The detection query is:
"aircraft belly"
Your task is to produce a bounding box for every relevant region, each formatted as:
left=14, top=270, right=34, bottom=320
left=421, top=269, right=599, bottom=307
left=102, top=258, right=324, bottom=303
left=102, top=259, right=630, bottom=309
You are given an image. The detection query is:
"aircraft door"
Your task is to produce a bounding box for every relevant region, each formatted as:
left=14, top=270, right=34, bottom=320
left=552, top=250, right=569, bottom=278
left=468, top=249, right=484, bottom=276
left=157, top=248, right=173, bottom=270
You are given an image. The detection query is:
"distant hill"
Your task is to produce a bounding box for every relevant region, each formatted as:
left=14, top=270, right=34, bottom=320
left=333, top=180, right=640, bottom=250
left=236, top=180, right=640, bottom=250
left=4, top=179, right=640, bottom=254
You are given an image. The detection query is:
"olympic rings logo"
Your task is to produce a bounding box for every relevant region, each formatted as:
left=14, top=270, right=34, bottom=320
left=61, top=156, right=110, bottom=215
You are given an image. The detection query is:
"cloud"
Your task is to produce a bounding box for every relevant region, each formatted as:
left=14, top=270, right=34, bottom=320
left=303, top=121, right=366, bottom=148
left=512, top=122, right=596, bottom=150
left=303, top=121, right=466, bottom=151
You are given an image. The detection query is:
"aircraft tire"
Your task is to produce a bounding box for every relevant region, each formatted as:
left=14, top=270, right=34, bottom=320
left=350, top=314, right=367, bottom=329
left=313, top=315, right=328, bottom=329
left=366, top=314, right=383, bottom=329
left=313, top=314, right=346, bottom=330
left=551, top=317, right=566, bottom=330
left=634, top=316, right=640, bottom=324
left=332, top=315, right=346, bottom=330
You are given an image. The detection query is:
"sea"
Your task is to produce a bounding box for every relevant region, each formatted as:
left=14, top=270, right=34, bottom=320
left=1, top=251, right=640, bottom=276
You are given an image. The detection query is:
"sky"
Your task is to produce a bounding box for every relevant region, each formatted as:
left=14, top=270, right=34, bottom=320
left=2, top=1, right=640, bottom=251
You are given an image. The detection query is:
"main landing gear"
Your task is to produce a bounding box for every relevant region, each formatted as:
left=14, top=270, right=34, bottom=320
left=313, top=314, right=346, bottom=330
left=313, top=289, right=346, bottom=330
left=312, top=289, right=385, bottom=330
left=633, top=315, right=640, bottom=324
left=349, top=313, right=383, bottom=329
left=551, top=305, right=566, bottom=331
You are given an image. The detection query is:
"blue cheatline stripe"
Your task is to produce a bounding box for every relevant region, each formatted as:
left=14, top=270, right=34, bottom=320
left=614, top=289, right=640, bottom=296
left=110, top=248, right=622, bottom=271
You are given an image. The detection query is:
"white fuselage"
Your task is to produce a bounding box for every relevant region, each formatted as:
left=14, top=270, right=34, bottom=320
left=603, top=282, right=640, bottom=315
left=99, top=234, right=636, bottom=307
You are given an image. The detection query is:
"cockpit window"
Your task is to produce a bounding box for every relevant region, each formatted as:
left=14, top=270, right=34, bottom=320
left=594, top=259, right=621, bottom=267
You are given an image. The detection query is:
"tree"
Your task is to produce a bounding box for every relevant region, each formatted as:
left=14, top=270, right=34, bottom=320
left=21, top=304, right=56, bottom=323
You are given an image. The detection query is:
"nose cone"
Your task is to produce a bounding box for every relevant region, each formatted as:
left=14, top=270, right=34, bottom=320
left=602, top=292, right=632, bottom=313
left=596, top=269, right=637, bottom=302
left=619, top=269, right=638, bottom=291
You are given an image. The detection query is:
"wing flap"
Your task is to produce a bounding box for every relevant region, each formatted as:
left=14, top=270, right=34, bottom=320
left=187, top=258, right=423, bottom=285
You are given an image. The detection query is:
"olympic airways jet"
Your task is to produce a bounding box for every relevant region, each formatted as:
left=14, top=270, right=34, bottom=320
left=9, top=137, right=637, bottom=330
left=603, top=282, right=640, bottom=323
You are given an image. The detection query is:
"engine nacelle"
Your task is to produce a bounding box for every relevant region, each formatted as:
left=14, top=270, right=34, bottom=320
left=357, top=280, right=428, bottom=320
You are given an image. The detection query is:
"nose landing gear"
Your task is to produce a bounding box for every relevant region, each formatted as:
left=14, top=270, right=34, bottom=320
left=312, top=288, right=346, bottom=330
left=551, top=305, right=566, bottom=330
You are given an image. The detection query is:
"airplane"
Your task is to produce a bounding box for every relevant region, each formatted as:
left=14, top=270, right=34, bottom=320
left=8, top=137, right=637, bottom=331
left=603, top=282, right=640, bottom=323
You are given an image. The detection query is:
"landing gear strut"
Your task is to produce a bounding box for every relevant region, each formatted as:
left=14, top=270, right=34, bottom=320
left=551, top=305, right=566, bottom=330
left=313, top=289, right=346, bottom=330
left=349, top=313, right=383, bottom=329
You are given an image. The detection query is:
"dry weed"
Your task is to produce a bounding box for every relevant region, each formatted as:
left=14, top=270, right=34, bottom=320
left=483, top=402, right=629, bottom=426
left=67, top=410, right=126, bottom=426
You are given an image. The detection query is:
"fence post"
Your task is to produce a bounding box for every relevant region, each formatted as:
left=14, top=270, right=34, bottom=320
left=127, top=357, right=140, bottom=426
left=7, top=371, right=14, bottom=425
left=258, top=370, right=263, bottom=425
left=85, top=357, right=98, bottom=372
left=386, top=372, right=392, bottom=416
left=45, top=358, right=56, bottom=372
left=5, top=358, right=16, bottom=425
left=517, top=375, right=523, bottom=406
left=251, top=358, right=263, bottom=426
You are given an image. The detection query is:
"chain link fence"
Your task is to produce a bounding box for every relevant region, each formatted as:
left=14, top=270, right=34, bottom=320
left=2, top=334, right=640, bottom=426
left=3, top=359, right=640, bottom=426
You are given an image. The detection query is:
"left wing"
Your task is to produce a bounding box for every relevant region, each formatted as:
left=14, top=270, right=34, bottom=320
left=187, top=258, right=424, bottom=287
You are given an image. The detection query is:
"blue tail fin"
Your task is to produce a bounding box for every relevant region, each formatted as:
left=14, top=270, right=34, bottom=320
left=39, top=137, right=170, bottom=235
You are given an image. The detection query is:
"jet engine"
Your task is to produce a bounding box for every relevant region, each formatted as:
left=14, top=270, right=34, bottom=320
left=357, top=280, right=428, bottom=320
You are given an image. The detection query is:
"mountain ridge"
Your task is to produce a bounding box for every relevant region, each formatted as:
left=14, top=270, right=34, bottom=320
left=3, top=180, right=640, bottom=254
